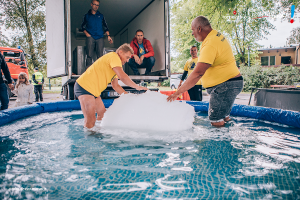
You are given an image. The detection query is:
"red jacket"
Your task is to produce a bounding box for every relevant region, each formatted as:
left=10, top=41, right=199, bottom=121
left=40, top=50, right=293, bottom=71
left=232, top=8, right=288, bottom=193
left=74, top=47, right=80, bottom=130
left=130, top=37, right=154, bottom=58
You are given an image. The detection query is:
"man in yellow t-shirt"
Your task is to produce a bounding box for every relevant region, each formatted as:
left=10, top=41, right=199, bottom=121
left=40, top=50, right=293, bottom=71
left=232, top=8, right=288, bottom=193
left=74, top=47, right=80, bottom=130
left=75, top=43, right=148, bottom=129
left=178, top=45, right=202, bottom=101
left=167, top=16, right=243, bottom=127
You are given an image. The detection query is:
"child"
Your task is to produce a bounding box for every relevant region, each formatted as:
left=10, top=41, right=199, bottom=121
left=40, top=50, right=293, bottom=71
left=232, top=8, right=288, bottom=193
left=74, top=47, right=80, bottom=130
left=12, top=72, right=34, bottom=107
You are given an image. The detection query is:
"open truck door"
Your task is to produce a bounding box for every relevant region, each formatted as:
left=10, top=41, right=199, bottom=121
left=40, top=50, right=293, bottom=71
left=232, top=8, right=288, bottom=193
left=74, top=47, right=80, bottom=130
left=46, top=0, right=170, bottom=100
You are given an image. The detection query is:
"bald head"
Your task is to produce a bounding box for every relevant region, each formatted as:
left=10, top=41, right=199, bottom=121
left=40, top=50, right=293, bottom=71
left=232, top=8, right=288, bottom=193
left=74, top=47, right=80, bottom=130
left=192, top=16, right=211, bottom=30
left=191, top=16, right=212, bottom=42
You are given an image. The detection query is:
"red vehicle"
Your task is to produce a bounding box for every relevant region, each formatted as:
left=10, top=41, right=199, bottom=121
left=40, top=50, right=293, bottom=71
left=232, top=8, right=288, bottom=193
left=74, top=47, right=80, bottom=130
left=0, top=46, right=29, bottom=96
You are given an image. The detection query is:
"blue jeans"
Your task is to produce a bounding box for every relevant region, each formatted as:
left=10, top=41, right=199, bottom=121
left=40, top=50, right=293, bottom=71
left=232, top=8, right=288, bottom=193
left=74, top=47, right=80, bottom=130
left=128, top=56, right=155, bottom=75
left=0, top=83, right=9, bottom=110
left=206, top=79, right=243, bottom=122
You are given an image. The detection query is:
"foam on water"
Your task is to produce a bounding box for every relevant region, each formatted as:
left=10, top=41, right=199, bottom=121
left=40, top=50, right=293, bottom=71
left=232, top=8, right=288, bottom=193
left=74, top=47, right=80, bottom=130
left=101, top=91, right=195, bottom=132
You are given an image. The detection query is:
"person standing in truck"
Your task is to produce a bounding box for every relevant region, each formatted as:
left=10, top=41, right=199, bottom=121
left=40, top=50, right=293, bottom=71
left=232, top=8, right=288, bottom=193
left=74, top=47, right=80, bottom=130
left=32, top=67, right=44, bottom=102
left=178, top=45, right=202, bottom=101
left=81, top=0, right=113, bottom=68
left=0, top=52, right=14, bottom=110
left=75, top=44, right=148, bottom=130
left=167, top=16, right=243, bottom=127
left=128, top=29, right=155, bottom=75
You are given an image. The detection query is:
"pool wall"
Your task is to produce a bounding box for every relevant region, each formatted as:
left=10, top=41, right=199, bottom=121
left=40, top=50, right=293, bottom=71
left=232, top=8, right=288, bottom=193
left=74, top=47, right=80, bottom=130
left=0, top=100, right=299, bottom=128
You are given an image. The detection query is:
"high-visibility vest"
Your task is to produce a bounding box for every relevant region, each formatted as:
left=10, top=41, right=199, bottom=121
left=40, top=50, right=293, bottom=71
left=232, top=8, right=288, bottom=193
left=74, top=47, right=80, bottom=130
left=33, top=71, right=43, bottom=85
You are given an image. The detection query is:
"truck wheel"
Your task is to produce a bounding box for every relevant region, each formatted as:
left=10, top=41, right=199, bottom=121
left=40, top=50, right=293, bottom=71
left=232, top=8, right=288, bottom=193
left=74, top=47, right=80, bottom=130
left=62, top=85, right=68, bottom=100
left=171, top=85, right=176, bottom=90
left=67, top=84, right=75, bottom=100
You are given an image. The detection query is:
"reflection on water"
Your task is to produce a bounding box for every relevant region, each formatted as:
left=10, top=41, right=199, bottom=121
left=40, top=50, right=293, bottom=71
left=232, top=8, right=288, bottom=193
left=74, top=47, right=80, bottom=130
left=0, top=111, right=299, bottom=199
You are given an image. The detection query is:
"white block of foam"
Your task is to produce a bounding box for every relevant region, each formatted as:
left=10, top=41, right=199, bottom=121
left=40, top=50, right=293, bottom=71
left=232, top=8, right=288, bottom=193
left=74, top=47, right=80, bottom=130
left=101, top=91, right=195, bottom=132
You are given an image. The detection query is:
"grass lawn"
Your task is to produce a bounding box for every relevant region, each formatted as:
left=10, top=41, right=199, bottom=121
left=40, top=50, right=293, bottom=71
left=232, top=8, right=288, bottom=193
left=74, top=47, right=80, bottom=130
left=43, top=86, right=61, bottom=94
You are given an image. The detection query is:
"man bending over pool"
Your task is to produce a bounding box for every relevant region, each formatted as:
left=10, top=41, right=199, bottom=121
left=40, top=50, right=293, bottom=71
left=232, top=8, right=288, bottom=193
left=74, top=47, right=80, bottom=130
left=75, top=43, right=148, bottom=129
left=167, top=16, right=243, bottom=127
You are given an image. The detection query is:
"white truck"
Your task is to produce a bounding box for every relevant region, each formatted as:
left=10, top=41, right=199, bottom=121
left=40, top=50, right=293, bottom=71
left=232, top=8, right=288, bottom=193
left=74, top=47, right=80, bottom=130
left=46, top=0, right=170, bottom=100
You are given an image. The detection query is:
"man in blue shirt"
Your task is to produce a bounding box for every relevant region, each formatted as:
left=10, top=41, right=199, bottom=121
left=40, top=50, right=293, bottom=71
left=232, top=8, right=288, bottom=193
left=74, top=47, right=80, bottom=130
left=81, top=0, right=113, bottom=68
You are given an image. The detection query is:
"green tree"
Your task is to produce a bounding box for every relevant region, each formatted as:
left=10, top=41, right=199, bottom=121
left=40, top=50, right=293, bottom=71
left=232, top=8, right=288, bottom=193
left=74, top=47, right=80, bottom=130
left=0, top=0, right=46, bottom=74
left=287, top=27, right=300, bottom=45
left=171, top=0, right=279, bottom=71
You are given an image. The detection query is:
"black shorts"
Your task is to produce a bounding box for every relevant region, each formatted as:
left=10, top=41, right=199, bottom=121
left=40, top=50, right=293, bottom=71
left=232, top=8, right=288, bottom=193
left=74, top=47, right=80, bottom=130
left=74, top=82, right=97, bottom=98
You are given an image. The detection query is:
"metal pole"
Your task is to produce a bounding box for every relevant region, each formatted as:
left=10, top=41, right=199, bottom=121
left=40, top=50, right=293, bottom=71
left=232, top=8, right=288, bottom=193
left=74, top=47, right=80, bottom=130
left=49, top=78, right=51, bottom=90
left=248, top=46, right=250, bottom=67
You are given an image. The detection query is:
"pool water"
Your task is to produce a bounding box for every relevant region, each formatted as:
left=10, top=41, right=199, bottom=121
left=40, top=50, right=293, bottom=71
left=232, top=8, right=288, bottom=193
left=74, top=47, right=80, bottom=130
left=0, top=111, right=300, bottom=199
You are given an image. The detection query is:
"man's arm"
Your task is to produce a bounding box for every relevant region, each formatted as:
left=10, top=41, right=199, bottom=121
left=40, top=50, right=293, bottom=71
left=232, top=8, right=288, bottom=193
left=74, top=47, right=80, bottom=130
left=1, top=53, right=13, bottom=84
left=80, top=14, right=91, bottom=37
left=178, top=71, right=188, bottom=88
left=32, top=74, right=39, bottom=84
left=129, top=40, right=140, bottom=63
left=111, top=78, right=127, bottom=95
left=143, top=40, right=154, bottom=58
left=112, top=67, right=147, bottom=91
left=167, top=62, right=211, bottom=101
left=41, top=76, right=44, bottom=84
left=105, top=31, right=113, bottom=44
left=102, top=16, right=113, bottom=44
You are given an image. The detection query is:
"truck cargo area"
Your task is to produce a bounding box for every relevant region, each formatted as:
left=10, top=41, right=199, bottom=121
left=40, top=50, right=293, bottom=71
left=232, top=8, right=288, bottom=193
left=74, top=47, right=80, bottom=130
left=46, top=0, right=170, bottom=100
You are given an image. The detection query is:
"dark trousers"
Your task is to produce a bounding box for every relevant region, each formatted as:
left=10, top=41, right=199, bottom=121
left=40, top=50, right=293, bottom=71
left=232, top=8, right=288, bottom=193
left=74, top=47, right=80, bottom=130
left=128, top=56, right=155, bottom=75
left=86, top=37, right=104, bottom=68
left=188, top=85, right=202, bottom=101
left=34, top=85, right=43, bottom=101
left=0, top=83, right=9, bottom=110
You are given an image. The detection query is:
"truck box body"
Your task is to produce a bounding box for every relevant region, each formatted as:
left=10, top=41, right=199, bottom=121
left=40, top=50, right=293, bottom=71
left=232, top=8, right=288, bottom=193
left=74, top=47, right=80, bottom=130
left=46, top=0, right=170, bottom=99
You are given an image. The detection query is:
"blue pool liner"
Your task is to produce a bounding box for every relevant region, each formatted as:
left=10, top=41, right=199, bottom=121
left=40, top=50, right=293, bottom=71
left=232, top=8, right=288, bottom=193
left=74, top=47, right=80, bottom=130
left=0, top=100, right=299, bottom=129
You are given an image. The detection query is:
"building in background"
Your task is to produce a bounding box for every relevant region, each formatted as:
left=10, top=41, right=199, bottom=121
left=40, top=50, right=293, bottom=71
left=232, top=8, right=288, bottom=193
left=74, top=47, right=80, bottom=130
left=258, top=44, right=300, bottom=67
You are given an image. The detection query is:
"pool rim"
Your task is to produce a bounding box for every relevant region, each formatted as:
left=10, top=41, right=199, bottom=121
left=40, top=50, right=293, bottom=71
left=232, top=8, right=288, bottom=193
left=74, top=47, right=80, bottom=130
left=0, top=100, right=299, bottom=129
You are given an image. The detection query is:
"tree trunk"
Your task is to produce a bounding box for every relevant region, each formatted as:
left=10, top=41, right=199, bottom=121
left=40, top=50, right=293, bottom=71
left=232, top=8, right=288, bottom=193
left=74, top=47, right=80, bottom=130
left=23, top=0, right=39, bottom=69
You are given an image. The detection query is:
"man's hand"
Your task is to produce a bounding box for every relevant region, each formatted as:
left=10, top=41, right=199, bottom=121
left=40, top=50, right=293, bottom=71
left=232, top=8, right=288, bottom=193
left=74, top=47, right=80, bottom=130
left=38, top=82, right=43, bottom=85
left=84, top=30, right=91, bottom=37
left=136, top=85, right=148, bottom=91
left=133, top=54, right=140, bottom=64
left=167, top=92, right=181, bottom=102
left=139, top=55, right=144, bottom=64
left=8, top=83, right=14, bottom=90
left=108, top=36, right=113, bottom=44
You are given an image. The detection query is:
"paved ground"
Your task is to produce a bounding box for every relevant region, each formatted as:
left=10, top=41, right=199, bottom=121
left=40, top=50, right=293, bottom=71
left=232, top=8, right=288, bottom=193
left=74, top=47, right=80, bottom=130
left=8, top=93, right=63, bottom=108
left=8, top=91, right=254, bottom=109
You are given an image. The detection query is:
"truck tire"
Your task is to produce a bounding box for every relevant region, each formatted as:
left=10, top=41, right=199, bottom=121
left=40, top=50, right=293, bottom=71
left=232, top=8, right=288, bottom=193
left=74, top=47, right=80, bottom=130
left=67, top=83, right=75, bottom=100
left=62, top=85, right=68, bottom=100
left=62, top=83, right=76, bottom=100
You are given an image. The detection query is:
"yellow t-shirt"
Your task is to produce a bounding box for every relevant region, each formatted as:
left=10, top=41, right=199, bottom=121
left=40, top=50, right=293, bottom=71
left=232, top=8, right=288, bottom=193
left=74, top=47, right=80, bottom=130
left=183, top=57, right=201, bottom=85
left=198, top=29, right=240, bottom=88
left=76, top=52, right=122, bottom=97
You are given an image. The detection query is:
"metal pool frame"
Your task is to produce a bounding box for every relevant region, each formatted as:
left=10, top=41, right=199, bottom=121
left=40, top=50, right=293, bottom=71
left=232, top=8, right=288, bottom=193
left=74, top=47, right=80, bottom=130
left=0, top=100, right=299, bottom=129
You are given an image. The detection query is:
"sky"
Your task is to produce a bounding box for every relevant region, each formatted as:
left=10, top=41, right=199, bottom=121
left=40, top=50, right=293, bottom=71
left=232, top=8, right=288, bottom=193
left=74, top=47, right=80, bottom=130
left=257, top=15, right=300, bottom=48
